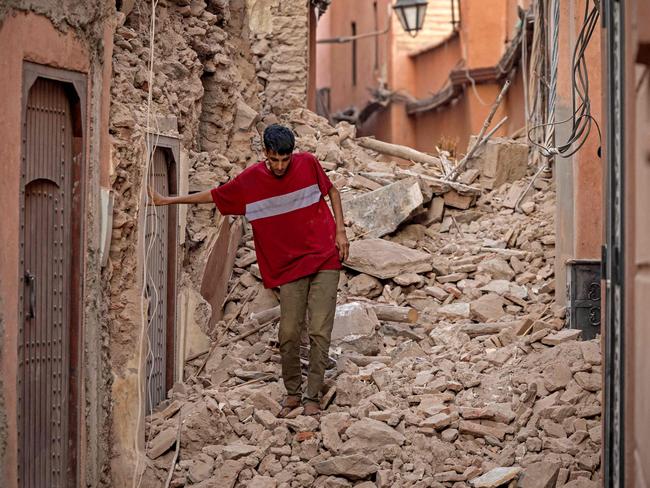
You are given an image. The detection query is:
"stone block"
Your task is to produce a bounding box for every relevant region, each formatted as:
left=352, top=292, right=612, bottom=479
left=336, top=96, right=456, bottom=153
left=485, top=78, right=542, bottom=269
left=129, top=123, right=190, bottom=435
left=438, top=302, right=471, bottom=319
left=444, top=189, right=475, bottom=210
left=470, top=293, right=507, bottom=322
left=332, top=302, right=379, bottom=343
left=477, top=257, right=515, bottom=280
left=470, top=466, right=522, bottom=487
left=341, top=418, right=405, bottom=451
left=180, top=287, right=212, bottom=363
left=345, top=239, right=433, bottom=279
left=347, top=273, right=382, bottom=297
left=246, top=476, right=277, bottom=488
left=469, top=135, right=529, bottom=190
left=542, top=329, right=582, bottom=345
left=234, top=99, right=259, bottom=131
left=148, top=426, right=177, bottom=459
left=345, top=177, right=423, bottom=238
left=313, top=454, right=379, bottom=480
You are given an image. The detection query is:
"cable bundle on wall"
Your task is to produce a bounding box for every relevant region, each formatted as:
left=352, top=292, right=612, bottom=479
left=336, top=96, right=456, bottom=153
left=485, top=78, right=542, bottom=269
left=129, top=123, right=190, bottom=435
left=527, top=0, right=602, bottom=160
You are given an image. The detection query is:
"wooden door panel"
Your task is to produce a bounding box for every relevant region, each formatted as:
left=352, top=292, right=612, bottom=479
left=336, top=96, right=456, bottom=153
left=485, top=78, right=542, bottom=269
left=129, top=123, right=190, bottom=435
left=19, top=77, right=73, bottom=488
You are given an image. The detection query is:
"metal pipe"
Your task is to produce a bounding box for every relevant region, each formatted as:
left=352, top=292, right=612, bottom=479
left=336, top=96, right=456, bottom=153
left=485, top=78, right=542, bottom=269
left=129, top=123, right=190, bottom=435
left=316, top=24, right=391, bottom=44
left=317, top=8, right=392, bottom=44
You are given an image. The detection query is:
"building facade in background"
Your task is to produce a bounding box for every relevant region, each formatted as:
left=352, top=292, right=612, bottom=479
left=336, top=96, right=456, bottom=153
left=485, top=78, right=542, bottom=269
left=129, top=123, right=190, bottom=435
left=316, top=0, right=603, bottom=320
left=316, top=0, right=525, bottom=152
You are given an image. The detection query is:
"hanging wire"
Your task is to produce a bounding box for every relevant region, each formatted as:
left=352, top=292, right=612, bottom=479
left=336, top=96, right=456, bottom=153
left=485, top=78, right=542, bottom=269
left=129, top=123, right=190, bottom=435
left=133, top=1, right=164, bottom=487
left=527, top=0, right=602, bottom=159
left=521, top=8, right=530, bottom=144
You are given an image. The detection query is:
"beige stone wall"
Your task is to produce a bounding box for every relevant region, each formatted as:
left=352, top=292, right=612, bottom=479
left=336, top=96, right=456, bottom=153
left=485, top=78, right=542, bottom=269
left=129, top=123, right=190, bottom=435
left=247, top=0, right=311, bottom=114
left=394, top=0, right=458, bottom=52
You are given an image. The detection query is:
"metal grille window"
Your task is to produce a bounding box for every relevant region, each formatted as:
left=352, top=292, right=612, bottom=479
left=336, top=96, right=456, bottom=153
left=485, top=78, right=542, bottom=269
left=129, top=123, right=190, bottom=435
left=567, top=260, right=601, bottom=340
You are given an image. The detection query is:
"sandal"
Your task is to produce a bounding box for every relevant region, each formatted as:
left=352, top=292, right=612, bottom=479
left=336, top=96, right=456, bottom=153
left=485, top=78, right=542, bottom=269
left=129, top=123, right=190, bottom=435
left=277, top=395, right=301, bottom=418
left=303, top=400, right=321, bottom=417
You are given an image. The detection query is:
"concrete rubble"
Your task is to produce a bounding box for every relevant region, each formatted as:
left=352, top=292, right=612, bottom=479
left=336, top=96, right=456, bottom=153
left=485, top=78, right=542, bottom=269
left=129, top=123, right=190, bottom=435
left=345, top=178, right=424, bottom=238
left=140, top=109, right=602, bottom=488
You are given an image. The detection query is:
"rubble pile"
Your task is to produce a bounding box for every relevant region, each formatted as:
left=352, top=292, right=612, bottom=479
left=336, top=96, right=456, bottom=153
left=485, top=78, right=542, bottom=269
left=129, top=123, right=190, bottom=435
left=141, top=109, right=602, bottom=488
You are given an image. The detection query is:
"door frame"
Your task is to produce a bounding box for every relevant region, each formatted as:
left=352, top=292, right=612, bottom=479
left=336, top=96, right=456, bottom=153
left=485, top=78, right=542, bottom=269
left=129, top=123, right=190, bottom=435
left=146, top=134, right=180, bottom=395
left=19, top=62, right=86, bottom=487
left=602, top=1, right=626, bottom=486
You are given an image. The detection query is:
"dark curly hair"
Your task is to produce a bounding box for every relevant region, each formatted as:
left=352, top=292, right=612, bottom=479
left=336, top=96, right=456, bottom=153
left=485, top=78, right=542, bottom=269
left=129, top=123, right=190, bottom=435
left=263, top=124, right=295, bottom=155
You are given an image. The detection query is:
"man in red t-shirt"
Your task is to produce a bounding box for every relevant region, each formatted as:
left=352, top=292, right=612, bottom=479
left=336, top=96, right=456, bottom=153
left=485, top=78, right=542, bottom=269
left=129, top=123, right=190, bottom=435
left=150, top=124, right=348, bottom=416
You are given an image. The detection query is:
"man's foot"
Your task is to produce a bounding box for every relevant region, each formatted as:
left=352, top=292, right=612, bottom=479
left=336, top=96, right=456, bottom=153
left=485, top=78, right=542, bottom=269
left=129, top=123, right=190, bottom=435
left=277, top=395, right=301, bottom=418
left=303, top=400, right=321, bottom=417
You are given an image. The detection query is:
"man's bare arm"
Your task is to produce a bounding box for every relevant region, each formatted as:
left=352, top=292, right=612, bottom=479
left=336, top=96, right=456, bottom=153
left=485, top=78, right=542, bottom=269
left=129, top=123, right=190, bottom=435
left=148, top=187, right=214, bottom=206
left=328, top=186, right=349, bottom=261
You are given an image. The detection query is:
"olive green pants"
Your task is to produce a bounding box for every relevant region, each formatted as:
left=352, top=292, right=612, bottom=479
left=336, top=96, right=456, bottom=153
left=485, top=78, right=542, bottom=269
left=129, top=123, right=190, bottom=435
left=278, top=269, right=339, bottom=403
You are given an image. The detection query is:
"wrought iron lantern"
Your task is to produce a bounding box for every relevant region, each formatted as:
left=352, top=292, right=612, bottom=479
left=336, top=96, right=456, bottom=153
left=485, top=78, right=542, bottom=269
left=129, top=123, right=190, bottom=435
left=393, top=0, right=428, bottom=37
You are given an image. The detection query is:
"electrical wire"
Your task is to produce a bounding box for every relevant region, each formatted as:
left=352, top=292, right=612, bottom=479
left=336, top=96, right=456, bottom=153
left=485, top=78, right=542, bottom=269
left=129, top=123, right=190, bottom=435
left=527, top=0, right=602, bottom=159
left=133, top=1, right=162, bottom=487
left=459, top=18, right=488, bottom=106
left=521, top=9, right=530, bottom=144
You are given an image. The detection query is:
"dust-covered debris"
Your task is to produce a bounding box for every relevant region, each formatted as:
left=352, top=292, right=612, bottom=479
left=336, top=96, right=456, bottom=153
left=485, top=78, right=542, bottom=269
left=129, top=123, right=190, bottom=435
left=138, top=108, right=601, bottom=488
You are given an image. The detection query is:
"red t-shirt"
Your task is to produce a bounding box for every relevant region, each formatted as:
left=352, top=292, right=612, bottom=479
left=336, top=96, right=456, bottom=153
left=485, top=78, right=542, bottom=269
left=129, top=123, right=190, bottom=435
left=211, top=152, right=342, bottom=288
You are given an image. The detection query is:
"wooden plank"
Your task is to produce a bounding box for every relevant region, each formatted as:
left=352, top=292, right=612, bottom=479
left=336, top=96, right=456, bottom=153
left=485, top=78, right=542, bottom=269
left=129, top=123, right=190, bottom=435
left=200, top=216, right=243, bottom=328
left=356, top=137, right=443, bottom=169
left=372, top=305, right=418, bottom=323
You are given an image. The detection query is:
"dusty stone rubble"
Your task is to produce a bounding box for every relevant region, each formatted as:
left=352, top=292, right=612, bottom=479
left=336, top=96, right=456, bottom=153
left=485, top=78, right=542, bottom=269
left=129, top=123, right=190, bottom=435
left=141, top=109, right=602, bottom=488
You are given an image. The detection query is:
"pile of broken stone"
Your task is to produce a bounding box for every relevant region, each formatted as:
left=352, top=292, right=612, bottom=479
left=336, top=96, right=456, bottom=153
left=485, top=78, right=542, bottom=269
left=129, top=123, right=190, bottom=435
left=142, top=109, right=602, bottom=488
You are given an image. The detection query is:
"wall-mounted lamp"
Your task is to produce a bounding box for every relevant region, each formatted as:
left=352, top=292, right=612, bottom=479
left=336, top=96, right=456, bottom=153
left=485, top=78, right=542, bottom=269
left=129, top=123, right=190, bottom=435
left=392, top=0, right=428, bottom=37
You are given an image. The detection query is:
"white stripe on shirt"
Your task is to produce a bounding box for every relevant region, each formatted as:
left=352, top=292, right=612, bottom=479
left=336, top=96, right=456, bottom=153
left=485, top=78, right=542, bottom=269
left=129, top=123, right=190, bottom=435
left=245, top=184, right=322, bottom=221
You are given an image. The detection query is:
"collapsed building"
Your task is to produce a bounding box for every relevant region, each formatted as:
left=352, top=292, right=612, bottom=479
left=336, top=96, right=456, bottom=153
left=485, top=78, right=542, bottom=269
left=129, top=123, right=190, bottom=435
left=107, top=1, right=317, bottom=483
left=138, top=109, right=603, bottom=487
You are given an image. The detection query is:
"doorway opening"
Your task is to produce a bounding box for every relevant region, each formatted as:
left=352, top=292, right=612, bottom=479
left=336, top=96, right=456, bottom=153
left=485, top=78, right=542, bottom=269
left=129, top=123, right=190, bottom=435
left=144, top=139, right=179, bottom=415
left=18, top=63, right=86, bottom=488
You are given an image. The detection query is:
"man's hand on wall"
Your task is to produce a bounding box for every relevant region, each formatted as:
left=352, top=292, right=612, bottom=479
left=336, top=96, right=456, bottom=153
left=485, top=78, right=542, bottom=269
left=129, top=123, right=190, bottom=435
left=147, top=185, right=168, bottom=206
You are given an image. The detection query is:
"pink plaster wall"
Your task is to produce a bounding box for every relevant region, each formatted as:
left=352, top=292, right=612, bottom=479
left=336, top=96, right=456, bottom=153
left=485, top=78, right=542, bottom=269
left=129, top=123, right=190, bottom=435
left=315, top=0, right=392, bottom=116
left=0, top=14, right=90, bottom=486
left=0, top=11, right=113, bottom=486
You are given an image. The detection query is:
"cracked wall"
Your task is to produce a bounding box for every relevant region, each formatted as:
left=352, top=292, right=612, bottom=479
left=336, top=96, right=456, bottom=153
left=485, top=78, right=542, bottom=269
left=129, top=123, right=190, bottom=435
left=107, top=0, right=313, bottom=483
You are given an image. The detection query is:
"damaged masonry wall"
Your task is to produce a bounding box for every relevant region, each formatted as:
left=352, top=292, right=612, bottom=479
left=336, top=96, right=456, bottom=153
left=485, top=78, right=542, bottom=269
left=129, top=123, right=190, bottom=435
left=107, top=0, right=312, bottom=484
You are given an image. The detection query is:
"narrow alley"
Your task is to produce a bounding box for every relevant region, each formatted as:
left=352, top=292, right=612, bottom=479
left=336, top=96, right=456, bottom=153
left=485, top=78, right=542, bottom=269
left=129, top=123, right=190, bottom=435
left=141, top=110, right=602, bottom=488
left=0, top=1, right=648, bottom=488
